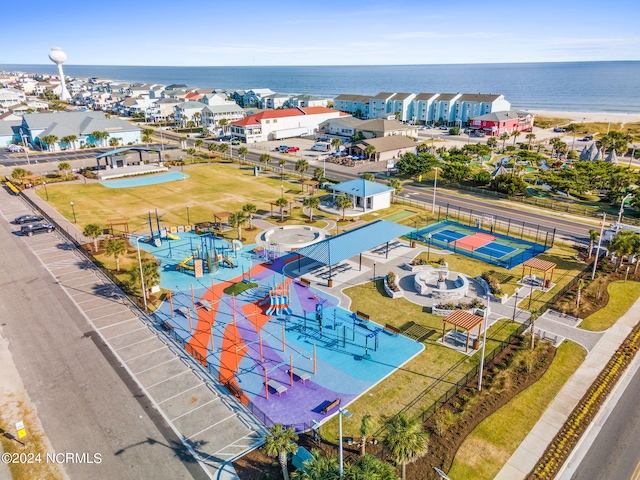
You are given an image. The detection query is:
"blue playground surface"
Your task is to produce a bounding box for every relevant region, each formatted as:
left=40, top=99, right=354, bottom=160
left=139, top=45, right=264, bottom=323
left=101, top=171, right=190, bottom=188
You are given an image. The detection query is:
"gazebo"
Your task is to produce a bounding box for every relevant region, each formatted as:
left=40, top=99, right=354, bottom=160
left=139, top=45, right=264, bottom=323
left=213, top=211, right=231, bottom=230
left=301, top=180, right=319, bottom=194
left=521, top=258, right=557, bottom=290
left=441, top=310, right=484, bottom=353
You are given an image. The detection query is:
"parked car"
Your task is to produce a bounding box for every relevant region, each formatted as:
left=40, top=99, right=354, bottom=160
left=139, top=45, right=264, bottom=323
left=582, top=135, right=593, bottom=141
left=231, top=139, right=241, bottom=145
left=439, top=125, right=449, bottom=130
left=21, top=222, right=56, bottom=236
left=285, top=146, right=300, bottom=153
left=7, top=145, right=25, bottom=153
left=14, top=214, right=44, bottom=224
left=475, top=131, right=486, bottom=137
left=276, top=145, right=289, bottom=152
left=553, top=126, right=565, bottom=133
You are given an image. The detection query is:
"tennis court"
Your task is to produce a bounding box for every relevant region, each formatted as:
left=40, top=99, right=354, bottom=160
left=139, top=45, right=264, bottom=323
left=413, top=220, right=549, bottom=269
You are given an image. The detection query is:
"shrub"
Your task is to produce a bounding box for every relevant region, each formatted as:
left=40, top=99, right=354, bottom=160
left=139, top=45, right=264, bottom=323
left=386, top=272, right=399, bottom=292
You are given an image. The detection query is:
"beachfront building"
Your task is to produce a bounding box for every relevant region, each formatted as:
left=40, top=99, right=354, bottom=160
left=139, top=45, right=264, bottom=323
left=317, top=117, right=365, bottom=140
left=230, top=107, right=345, bottom=143
left=469, top=110, right=534, bottom=136
left=453, top=94, right=511, bottom=125
left=146, top=98, right=181, bottom=123
left=333, top=94, right=370, bottom=118
left=289, top=94, right=328, bottom=108
left=388, top=93, right=416, bottom=122
left=330, top=178, right=394, bottom=212
left=350, top=136, right=417, bottom=162
left=368, top=92, right=396, bottom=119
left=431, top=93, right=461, bottom=125
left=0, top=88, right=26, bottom=112
left=174, top=101, right=207, bottom=127
left=260, top=93, right=292, bottom=109
left=357, top=118, right=418, bottom=138
left=411, top=93, right=439, bottom=124
left=201, top=103, right=245, bottom=131
left=19, top=111, right=142, bottom=150
left=242, top=89, right=275, bottom=107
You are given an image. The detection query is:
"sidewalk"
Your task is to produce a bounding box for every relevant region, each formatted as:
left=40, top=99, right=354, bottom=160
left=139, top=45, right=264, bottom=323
left=495, top=296, right=640, bottom=480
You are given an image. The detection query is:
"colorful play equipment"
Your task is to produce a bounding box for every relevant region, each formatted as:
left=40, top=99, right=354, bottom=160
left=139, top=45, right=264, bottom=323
left=166, top=232, right=180, bottom=241
left=263, top=278, right=292, bottom=316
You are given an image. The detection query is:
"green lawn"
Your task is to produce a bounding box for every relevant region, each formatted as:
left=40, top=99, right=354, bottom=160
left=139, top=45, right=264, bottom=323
left=448, top=340, right=586, bottom=480
left=319, top=280, right=521, bottom=443
left=579, top=280, right=640, bottom=331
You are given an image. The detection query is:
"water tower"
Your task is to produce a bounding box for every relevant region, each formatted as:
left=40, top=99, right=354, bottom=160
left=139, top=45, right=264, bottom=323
left=48, top=47, right=70, bottom=101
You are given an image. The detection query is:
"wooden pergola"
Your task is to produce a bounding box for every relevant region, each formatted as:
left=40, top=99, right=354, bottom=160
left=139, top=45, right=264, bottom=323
left=213, top=211, right=231, bottom=230
left=442, top=310, right=484, bottom=353
left=23, top=175, right=43, bottom=186
left=106, top=218, right=129, bottom=236
left=302, top=180, right=319, bottom=194
left=269, top=201, right=294, bottom=219
left=521, top=258, right=557, bottom=290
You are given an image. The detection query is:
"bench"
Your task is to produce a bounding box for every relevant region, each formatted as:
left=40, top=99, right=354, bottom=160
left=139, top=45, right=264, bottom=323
left=322, top=398, right=341, bottom=415
left=351, top=216, right=361, bottom=222
left=299, top=278, right=311, bottom=287
left=160, top=321, right=174, bottom=332
left=289, top=368, right=311, bottom=383
left=384, top=323, right=401, bottom=336
left=226, top=382, right=243, bottom=399
left=196, top=300, right=211, bottom=310
left=355, top=311, right=370, bottom=321
left=267, top=380, right=288, bottom=396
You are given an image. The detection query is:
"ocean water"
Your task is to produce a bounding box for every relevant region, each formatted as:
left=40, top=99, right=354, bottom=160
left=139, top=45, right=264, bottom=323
left=2, top=61, right=639, bottom=113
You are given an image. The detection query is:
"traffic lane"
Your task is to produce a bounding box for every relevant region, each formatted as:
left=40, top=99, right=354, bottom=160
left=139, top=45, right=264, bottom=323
left=0, top=220, right=200, bottom=479
left=570, top=366, right=640, bottom=480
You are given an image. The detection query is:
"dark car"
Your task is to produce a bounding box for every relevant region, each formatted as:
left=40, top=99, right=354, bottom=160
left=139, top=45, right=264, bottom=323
left=582, top=135, right=593, bottom=141
left=14, top=214, right=44, bottom=224
left=21, top=222, right=55, bottom=236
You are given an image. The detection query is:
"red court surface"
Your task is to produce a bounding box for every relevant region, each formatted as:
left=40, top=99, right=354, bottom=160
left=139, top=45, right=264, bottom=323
left=452, top=232, right=496, bottom=250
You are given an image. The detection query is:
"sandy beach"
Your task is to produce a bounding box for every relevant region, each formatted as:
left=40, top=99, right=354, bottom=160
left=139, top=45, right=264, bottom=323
left=528, top=110, right=640, bottom=125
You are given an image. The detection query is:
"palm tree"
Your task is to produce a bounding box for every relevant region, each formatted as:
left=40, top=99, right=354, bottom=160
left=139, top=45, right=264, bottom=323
left=511, top=130, right=521, bottom=146
left=129, top=261, right=161, bottom=299
left=260, top=153, right=271, bottom=168
left=279, top=159, right=287, bottom=179
left=142, top=128, right=154, bottom=146
left=344, top=454, right=398, bottom=480
left=61, top=135, right=77, bottom=150
left=263, top=423, right=298, bottom=480
left=193, top=112, right=201, bottom=127
left=359, top=414, right=375, bottom=456
left=331, top=137, right=343, bottom=152
left=487, top=136, right=498, bottom=150
left=219, top=118, right=229, bottom=135
left=186, top=147, right=196, bottom=156
left=526, top=133, right=536, bottom=149
left=242, top=203, right=257, bottom=229
left=303, top=196, right=320, bottom=222
left=529, top=309, right=540, bottom=349
left=388, top=178, right=402, bottom=203
left=83, top=224, right=102, bottom=252
left=208, top=142, right=219, bottom=156
left=382, top=413, right=428, bottom=480
left=313, top=167, right=324, bottom=182
left=11, top=167, right=30, bottom=184
left=576, top=278, right=585, bottom=310
left=499, top=132, right=510, bottom=152
left=362, top=172, right=375, bottom=182
left=335, top=193, right=352, bottom=221
left=588, top=229, right=599, bottom=258
left=109, top=137, right=119, bottom=147
left=609, top=230, right=638, bottom=270
left=105, top=238, right=127, bottom=272
left=364, top=144, right=376, bottom=161
left=290, top=449, right=339, bottom=480
left=218, top=142, right=229, bottom=159
left=41, top=134, right=59, bottom=151
left=295, top=159, right=310, bottom=181
left=276, top=197, right=289, bottom=222
left=238, top=146, right=248, bottom=161
left=194, top=139, right=204, bottom=152
left=228, top=211, right=247, bottom=240
left=58, top=161, right=71, bottom=180
left=179, top=136, right=188, bottom=149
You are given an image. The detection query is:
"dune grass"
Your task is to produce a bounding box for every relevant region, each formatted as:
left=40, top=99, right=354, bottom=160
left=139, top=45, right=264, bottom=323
left=579, top=280, right=640, bottom=331
left=448, top=340, right=586, bottom=480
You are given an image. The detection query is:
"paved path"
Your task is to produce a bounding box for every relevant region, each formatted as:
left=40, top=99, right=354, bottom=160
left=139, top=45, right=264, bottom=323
left=1, top=189, right=266, bottom=479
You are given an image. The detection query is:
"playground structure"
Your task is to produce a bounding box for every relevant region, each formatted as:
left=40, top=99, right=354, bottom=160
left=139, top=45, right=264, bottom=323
left=152, top=253, right=423, bottom=430
left=176, top=236, right=244, bottom=278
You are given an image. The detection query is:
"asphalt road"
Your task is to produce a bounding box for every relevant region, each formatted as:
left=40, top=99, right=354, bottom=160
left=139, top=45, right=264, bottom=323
left=0, top=215, right=202, bottom=479
left=570, top=366, right=640, bottom=480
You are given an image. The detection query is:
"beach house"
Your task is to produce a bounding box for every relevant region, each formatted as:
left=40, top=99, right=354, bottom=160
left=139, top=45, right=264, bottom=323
left=469, top=110, right=534, bottom=136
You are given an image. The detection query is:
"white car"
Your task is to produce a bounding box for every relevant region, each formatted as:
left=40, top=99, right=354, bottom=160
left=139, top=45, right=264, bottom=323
left=7, top=145, right=25, bottom=153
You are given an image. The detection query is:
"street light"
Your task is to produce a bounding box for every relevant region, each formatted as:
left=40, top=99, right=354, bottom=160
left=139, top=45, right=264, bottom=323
left=338, top=407, right=352, bottom=478
left=373, top=261, right=377, bottom=283
left=427, top=233, right=432, bottom=261
left=591, top=214, right=607, bottom=280
left=43, top=182, right=49, bottom=201
left=618, top=193, right=633, bottom=224
left=186, top=204, right=190, bottom=225
left=512, top=290, right=519, bottom=322
left=431, top=166, right=438, bottom=214
left=70, top=201, right=76, bottom=223
left=134, top=236, right=148, bottom=310
left=280, top=185, right=284, bottom=199
left=477, top=296, right=490, bottom=391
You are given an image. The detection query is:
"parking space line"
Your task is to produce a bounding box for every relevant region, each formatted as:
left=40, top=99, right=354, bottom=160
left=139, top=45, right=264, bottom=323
left=171, top=398, right=218, bottom=422
left=91, top=309, right=133, bottom=320
left=145, top=370, right=191, bottom=389
left=124, top=346, right=169, bottom=362
left=157, top=383, right=205, bottom=405
left=133, top=357, right=180, bottom=375
left=114, top=335, right=156, bottom=351
left=97, top=317, right=139, bottom=330
left=104, top=324, right=148, bottom=340
left=187, top=414, right=236, bottom=440
left=83, top=302, right=126, bottom=312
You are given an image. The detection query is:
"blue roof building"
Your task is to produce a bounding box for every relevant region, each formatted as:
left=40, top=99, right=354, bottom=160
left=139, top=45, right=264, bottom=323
left=331, top=178, right=394, bottom=213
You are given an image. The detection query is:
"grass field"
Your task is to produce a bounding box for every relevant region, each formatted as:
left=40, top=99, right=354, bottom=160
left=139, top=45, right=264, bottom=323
left=36, top=164, right=306, bottom=235
left=448, top=340, right=586, bottom=480
left=579, top=280, right=640, bottom=331
left=319, top=280, right=522, bottom=443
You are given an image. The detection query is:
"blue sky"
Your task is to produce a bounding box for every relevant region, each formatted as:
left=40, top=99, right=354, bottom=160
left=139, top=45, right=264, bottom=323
left=2, top=0, right=639, bottom=66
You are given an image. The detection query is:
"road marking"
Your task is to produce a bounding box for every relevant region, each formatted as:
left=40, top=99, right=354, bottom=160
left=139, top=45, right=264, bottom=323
left=171, top=398, right=219, bottom=421
left=114, top=335, right=157, bottom=351
left=157, top=383, right=206, bottom=404
left=145, top=370, right=191, bottom=389
left=98, top=317, right=139, bottom=330
left=187, top=414, right=236, bottom=439
left=631, top=460, right=640, bottom=480
left=103, top=324, right=148, bottom=340
left=133, top=357, right=180, bottom=375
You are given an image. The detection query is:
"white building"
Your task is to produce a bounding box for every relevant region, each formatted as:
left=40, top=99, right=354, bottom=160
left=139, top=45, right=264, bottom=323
left=230, top=107, right=346, bottom=143
left=174, top=101, right=207, bottom=127
left=331, top=178, right=393, bottom=213
left=0, top=88, right=26, bottom=111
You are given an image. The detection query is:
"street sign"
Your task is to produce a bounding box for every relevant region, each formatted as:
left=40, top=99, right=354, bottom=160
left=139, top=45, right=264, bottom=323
left=15, top=421, right=26, bottom=439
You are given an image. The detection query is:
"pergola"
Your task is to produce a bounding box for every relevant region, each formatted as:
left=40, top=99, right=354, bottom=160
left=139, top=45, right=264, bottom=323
left=521, top=258, right=557, bottom=289
left=301, top=180, right=319, bottom=194
left=106, top=218, right=129, bottom=236
left=442, top=310, right=484, bottom=353
left=23, top=174, right=43, bottom=186
left=213, top=211, right=231, bottom=230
